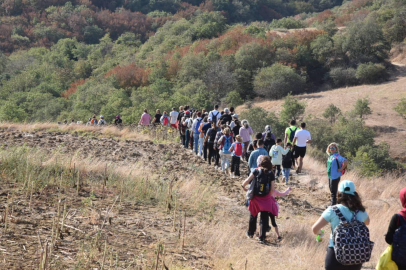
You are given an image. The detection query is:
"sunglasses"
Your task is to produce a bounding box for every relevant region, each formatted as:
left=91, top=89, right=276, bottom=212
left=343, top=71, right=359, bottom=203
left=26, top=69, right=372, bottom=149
left=329, top=147, right=336, bottom=150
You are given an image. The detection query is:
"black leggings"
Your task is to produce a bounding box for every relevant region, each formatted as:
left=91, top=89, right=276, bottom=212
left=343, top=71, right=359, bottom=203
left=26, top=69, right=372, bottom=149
left=325, top=247, right=362, bottom=270
left=230, top=155, right=241, bottom=176
left=207, top=142, right=215, bottom=165
left=329, top=178, right=340, bottom=205
left=248, top=211, right=269, bottom=241
left=273, top=165, right=281, bottom=177
left=269, top=213, right=277, bottom=227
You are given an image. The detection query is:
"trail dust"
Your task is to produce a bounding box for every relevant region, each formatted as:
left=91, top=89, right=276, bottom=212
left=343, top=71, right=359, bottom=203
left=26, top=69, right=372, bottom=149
left=0, top=124, right=403, bottom=269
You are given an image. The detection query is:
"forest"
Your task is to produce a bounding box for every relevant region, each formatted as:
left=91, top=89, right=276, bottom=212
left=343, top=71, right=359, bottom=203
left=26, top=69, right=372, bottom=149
left=0, top=0, right=405, bottom=123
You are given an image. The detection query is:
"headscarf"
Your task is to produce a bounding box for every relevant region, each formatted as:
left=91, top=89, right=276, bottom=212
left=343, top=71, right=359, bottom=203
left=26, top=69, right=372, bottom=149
left=265, top=125, right=271, bottom=133
left=399, top=187, right=406, bottom=221
left=116, top=115, right=120, bottom=119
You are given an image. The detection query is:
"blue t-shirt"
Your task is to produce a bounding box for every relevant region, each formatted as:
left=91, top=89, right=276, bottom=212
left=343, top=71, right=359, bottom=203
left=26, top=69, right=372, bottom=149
left=322, top=204, right=369, bottom=247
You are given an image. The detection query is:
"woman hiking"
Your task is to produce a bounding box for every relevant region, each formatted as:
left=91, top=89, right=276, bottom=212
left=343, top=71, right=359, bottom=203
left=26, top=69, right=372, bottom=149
left=384, top=187, right=406, bottom=270
left=139, top=109, right=151, bottom=126
left=153, top=109, right=162, bottom=126
left=326, top=143, right=348, bottom=205
left=241, top=156, right=277, bottom=244
left=228, top=135, right=244, bottom=178
left=312, top=180, right=370, bottom=270
left=239, top=120, right=253, bottom=161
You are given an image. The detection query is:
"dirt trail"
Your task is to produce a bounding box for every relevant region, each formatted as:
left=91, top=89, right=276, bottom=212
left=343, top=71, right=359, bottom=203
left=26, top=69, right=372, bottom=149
left=0, top=127, right=333, bottom=269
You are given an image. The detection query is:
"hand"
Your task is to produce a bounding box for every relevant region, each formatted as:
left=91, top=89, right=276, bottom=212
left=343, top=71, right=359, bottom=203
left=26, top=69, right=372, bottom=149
left=242, top=186, right=248, bottom=191
left=337, top=168, right=342, bottom=172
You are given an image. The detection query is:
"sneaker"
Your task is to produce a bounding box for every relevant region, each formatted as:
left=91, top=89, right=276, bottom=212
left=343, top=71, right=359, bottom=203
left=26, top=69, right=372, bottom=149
left=277, top=236, right=282, bottom=242
left=214, top=166, right=218, bottom=170
left=245, top=231, right=253, bottom=239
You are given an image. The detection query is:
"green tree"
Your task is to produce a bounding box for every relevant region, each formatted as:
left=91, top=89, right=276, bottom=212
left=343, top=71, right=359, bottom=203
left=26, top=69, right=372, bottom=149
left=279, top=94, right=306, bottom=124
left=394, top=98, right=406, bottom=118
left=328, top=67, right=358, bottom=87
left=322, top=104, right=341, bottom=124
left=353, top=98, right=372, bottom=119
left=356, top=62, right=387, bottom=84
left=0, top=102, right=28, bottom=122
left=84, top=25, right=104, bottom=44
left=254, top=64, right=306, bottom=99
left=224, top=91, right=243, bottom=108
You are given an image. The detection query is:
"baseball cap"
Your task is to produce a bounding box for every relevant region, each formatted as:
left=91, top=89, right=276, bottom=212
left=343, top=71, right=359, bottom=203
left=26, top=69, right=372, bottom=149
left=208, top=117, right=212, bottom=121
left=338, top=180, right=355, bottom=195
left=233, top=114, right=239, bottom=119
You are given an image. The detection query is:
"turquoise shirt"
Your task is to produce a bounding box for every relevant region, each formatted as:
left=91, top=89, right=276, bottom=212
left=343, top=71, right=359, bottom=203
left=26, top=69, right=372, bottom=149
left=322, top=204, right=369, bottom=247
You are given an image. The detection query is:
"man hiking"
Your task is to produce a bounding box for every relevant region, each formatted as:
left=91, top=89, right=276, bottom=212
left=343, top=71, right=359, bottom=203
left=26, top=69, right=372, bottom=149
left=209, top=105, right=220, bottom=127
left=291, top=122, right=312, bottom=174
left=170, top=107, right=179, bottom=129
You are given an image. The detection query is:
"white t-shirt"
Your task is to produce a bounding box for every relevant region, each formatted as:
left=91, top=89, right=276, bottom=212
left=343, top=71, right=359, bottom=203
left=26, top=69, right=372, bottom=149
left=209, top=110, right=220, bottom=120
left=294, top=129, right=311, bottom=147
left=170, top=111, right=179, bottom=124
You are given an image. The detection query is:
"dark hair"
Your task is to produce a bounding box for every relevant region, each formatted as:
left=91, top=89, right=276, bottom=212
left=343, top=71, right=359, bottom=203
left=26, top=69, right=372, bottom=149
left=203, top=116, right=208, bottom=122
left=301, top=122, right=306, bottom=128
left=235, top=120, right=240, bottom=126
left=214, top=105, right=219, bottom=109
left=211, top=122, right=216, bottom=128
left=260, top=156, right=273, bottom=171
left=286, top=142, right=292, bottom=147
left=337, top=192, right=366, bottom=212
left=253, top=140, right=258, bottom=148
left=255, top=132, right=262, bottom=139
left=144, top=109, right=148, bottom=113
left=290, top=120, right=296, bottom=126
left=221, top=120, right=227, bottom=125
left=257, top=139, right=264, bottom=146
left=230, top=106, right=234, bottom=112
left=197, top=111, right=202, bottom=117
left=276, top=138, right=282, bottom=143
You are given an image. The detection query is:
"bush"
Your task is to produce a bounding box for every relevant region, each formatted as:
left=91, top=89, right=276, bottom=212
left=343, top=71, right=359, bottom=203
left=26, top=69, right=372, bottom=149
left=322, top=104, right=341, bottom=123
left=356, top=62, right=387, bottom=84
left=394, top=98, right=406, bottom=118
left=239, top=107, right=285, bottom=138
left=328, top=67, right=357, bottom=87
left=280, top=94, right=306, bottom=124
left=352, top=98, right=372, bottom=119
left=254, top=64, right=306, bottom=99
left=269, top=18, right=305, bottom=29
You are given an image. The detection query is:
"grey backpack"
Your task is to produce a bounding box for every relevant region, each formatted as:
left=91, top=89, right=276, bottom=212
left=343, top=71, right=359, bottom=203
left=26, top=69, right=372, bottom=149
left=332, top=206, right=374, bottom=265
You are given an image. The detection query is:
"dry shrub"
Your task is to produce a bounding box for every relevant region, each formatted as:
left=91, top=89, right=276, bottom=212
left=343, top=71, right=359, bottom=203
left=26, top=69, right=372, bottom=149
left=61, top=79, right=86, bottom=98
left=105, top=63, right=150, bottom=88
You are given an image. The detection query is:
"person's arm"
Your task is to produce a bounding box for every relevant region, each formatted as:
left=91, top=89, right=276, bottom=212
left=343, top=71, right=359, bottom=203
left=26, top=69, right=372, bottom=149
left=273, top=187, right=291, bottom=197
left=364, top=216, right=370, bottom=226
left=338, top=160, right=348, bottom=172
left=385, top=214, right=398, bottom=244
left=248, top=152, right=254, bottom=169
left=229, top=143, right=234, bottom=153
left=292, top=137, right=297, bottom=146
left=284, top=132, right=288, bottom=146
left=281, top=146, right=290, bottom=155
left=241, top=173, right=255, bottom=191
left=312, top=216, right=329, bottom=235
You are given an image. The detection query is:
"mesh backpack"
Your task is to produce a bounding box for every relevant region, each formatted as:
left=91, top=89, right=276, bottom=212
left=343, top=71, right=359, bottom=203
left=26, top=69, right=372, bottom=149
left=332, top=206, right=374, bottom=265
left=392, top=214, right=406, bottom=268
left=253, top=169, right=272, bottom=197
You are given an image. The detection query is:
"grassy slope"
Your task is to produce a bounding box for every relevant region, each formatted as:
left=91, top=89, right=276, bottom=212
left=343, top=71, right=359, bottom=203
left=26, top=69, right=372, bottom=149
left=237, top=64, right=406, bottom=161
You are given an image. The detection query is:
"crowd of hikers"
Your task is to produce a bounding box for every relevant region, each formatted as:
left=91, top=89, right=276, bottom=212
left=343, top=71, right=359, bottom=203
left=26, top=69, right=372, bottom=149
left=62, top=105, right=405, bottom=270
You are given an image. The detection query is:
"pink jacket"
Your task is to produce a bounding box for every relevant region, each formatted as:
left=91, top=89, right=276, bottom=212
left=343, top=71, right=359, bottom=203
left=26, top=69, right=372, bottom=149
left=139, top=113, right=151, bottom=125
left=239, top=126, right=253, bottom=142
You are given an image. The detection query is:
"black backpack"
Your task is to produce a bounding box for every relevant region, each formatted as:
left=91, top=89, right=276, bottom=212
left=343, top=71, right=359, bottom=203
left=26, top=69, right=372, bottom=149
left=282, top=151, right=293, bottom=168
left=289, top=127, right=297, bottom=143
left=212, top=111, right=219, bottom=125
left=208, top=128, right=217, bottom=142
left=393, top=214, right=406, bottom=268
left=253, top=169, right=273, bottom=197
left=264, top=133, right=275, bottom=152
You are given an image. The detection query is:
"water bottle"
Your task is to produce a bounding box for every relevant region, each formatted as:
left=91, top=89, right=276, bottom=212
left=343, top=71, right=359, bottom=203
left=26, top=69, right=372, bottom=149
left=316, top=230, right=325, bottom=242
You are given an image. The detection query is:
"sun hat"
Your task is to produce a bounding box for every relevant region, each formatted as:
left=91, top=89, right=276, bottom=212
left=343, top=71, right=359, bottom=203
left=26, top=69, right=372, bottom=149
left=338, top=180, right=355, bottom=195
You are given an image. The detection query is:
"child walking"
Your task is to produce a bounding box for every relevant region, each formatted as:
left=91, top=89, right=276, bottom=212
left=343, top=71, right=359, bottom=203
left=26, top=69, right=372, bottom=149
left=229, top=135, right=244, bottom=178
left=218, top=128, right=233, bottom=174
left=268, top=187, right=291, bottom=241
left=282, top=143, right=295, bottom=184
left=270, top=139, right=290, bottom=179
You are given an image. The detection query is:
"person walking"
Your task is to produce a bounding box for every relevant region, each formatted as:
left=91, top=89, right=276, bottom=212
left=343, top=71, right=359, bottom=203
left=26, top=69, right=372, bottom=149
left=284, top=120, right=298, bottom=146
left=232, top=119, right=241, bottom=140
left=160, top=111, right=170, bottom=127
left=326, top=143, right=348, bottom=205
left=204, top=122, right=218, bottom=165
left=191, top=112, right=203, bottom=155
left=199, top=117, right=211, bottom=160
left=183, top=111, right=192, bottom=148
left=384, top=187, right=406, bottom=270
left=269, top=186, right=291, bottom=241
left=229, top=114, right=239, bottom=130
left=114, top=115, right=122, bottom=126
left=282, top=143, right=295, bottom=184
left=240, top=120, right=253, bottom=161
left=248, top=140, right=269, bottom=173
left=312, top=180, right=370, bottom=270
left=98, top=115, right=106, bottom=125
left=138, top=109, right=151, bottom=126
left=270, top=139, right=290, bottom=180
left=241, top=156, right=277, bottom=244
left=291, top=122, right=312, bottom=173
left=213, top=125, right=225, bottom=169
left=170, top=107, right=179, bottom=128
left=153, top=109, right=162, bottom=126
left=177, top=106, right=185, bottom=144
left=228, top=135, right=244, bottom=178
left=209, top=105, right=220, bottom=126
left=217, top=127, right=233, bottom=174
left=219, top=108, right=232, bottom=126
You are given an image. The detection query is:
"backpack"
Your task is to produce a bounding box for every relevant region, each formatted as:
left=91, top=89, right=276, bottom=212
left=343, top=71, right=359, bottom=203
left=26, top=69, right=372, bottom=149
left=335, top=155, right=346, bottom=175
left=220, top=135, right=232, bottom=152
left=208, top=129, right=217, bottom=142
left=332, top=206, right=374, bottom=265
left=212, top=112, right=219, bottom=125
left=187, top=118, right=193, bottom=130
left=163, top=116, right=169, bottom=126
left=264, top=133, right=275, bottom=152
left=194, top=119, right=202, bottom=134
left=392, top=214, right=406, bottom=268
left=234, top=142, right=243, bottom=156
left=98, top=120, right=105, bottom=125
left=282, top=151, right=293, bottom=168
left=289, top=127, right=297, bottom=143
left=253, top=169, right=272, bottom=197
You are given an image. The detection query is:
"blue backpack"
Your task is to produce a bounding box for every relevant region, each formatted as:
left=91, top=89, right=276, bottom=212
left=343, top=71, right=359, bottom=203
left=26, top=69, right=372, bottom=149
left=194, top=119, right=202, bottom=134
left=222, top=135, right=232, bottom=153
left=393, top=214, right=406, bottom=268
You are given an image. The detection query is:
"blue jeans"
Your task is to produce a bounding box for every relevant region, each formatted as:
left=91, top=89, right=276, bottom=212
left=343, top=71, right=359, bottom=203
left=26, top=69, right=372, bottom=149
left=282, top=168, right=291, bottom=183
left=193, top=133, right=200, bottom=154
left=184, top=130, right=190, bottom=148
left=198, top=137, right=204, bottom=156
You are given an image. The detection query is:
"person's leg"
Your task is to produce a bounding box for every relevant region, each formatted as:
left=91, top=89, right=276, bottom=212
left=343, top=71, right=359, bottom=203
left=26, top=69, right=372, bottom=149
left=235, top=156, right=241, bottom=176
left=207, top=143, right=214, bottom=165
left=225, top=154, right=231, bottom=172
left=194, top=133, right=199, bottom=154
left=269, top=214, right=280, bottom=238
left=259, top=211, right=269, bottom=241
left=220, top=152, right=225, bottom=171
left=230, top=155, right=236, bottom=173
left=248, top=213, right=257, bottom=237
left=215, top=149, right=220, bottom=167
left=325, top=247, right=362, bottom=270
left=298, top=156, right=304, bottom=172
left=203, top=141, right=208, bottom=161
left=190, top=132, right=194, bottom=150
left=329, top=178, right=340, bottom=205
left=184, top=130, right=190, bottom=148
left=284, top=168, right=290, bottom=184
left=198, top=137, right=204, bottom=156
left=243, top=141, right=249, bottom=161
left=276, top=165, right=281, bottom=177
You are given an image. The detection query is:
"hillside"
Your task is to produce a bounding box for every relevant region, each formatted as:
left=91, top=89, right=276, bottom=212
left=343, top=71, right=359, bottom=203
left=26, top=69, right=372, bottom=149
left=237, top=64, right=406, bottom=161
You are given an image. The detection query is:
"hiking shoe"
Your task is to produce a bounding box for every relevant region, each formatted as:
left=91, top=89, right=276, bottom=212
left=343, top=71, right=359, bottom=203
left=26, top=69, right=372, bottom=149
left=277, top=236, right=282, bottom=241
left=245, top=231, right=253, bottom=239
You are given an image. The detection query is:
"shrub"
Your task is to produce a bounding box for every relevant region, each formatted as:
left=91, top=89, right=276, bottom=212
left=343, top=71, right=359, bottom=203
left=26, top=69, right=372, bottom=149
left=279, top=93, right=306, bottom=124
left=394, top=98, right=406, bottom=118
left=355, top=62, right=387, bottom=84
left=328, top=67, right=357, bottom=87
left=352, top=98, right=372, bottom=119
left=224, top=91, right=244, bottom=108
left=322, top=104, right=341, bottom=123
left=269, top=17, right=305, bottom=29
left=254, top=64, right=306, bottom=99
